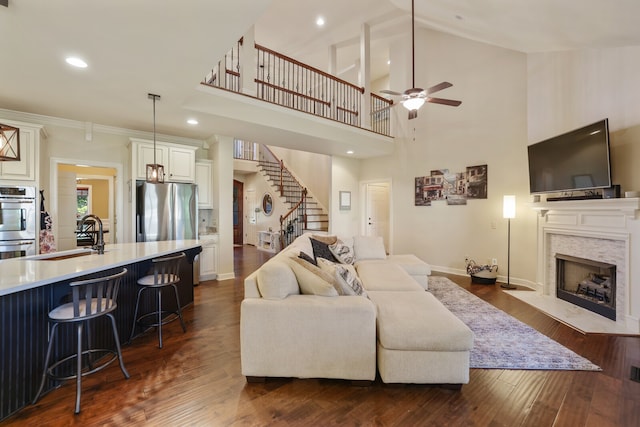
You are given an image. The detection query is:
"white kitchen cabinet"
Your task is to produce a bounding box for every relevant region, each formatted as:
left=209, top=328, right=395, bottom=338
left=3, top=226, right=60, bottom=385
left=0, top=120, right=42, bottom=182
left=199, top=234, right=218, bottom=281
left=167, top=146, right=196, bottom=182
left=130, top=138, right=196, bottom=183
left=195, top=160, right=213, bottom=209
left=135, top=143, right=168, bottom=181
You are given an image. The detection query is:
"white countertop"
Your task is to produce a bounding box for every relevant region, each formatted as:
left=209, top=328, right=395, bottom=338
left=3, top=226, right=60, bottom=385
left=0, top=240, right=202, bottom=297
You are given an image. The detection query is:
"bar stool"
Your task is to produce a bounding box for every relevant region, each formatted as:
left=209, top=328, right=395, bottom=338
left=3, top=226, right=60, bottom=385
left=32, top=268, right=129, bottom=414
left=129, top=252, right=187, bottom=348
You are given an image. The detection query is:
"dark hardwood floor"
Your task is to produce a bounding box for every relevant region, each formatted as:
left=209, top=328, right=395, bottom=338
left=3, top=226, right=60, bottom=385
left=4, top=245, right=639, bottom=426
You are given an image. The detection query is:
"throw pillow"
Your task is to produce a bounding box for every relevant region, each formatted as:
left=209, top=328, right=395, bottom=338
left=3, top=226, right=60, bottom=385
left=316, top=258, right=355, bottom=296
left=310, top=237, right=340, bottom=263
left=289, top=233, right=314, bottom=260
left=298, top=251, right=317, bottom=266
left=335, top=263, right=367, bottom=297
left=329, top=240, right=355, bottom=265
left=353, top=235, right=387, bottom=261
left=311, top=234, right=338, bottom=245
left=257, top=260, right=300, bottom=300
left=286, top=256, right=339, bottom=297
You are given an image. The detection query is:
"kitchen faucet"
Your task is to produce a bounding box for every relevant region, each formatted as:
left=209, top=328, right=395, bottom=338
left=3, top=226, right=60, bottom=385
left=78, top=214, right=105, bottom=254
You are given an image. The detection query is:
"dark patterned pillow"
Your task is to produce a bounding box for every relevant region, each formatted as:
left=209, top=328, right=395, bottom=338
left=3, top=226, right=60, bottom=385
left=298, top=251, right=317, bottom=266
left=310, top=237, right=340, bottom=263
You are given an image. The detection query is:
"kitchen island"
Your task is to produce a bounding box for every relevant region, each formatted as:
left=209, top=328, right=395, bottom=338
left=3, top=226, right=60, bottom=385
left=0, top=240, right=202, bottom=421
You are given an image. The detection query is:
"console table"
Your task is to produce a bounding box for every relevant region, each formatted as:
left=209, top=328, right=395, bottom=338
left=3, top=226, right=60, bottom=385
left=257, top=230, right=279, bottom=253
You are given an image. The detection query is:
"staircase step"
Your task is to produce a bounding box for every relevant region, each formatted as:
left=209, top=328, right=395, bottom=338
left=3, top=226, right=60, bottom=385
left=304, top=226, right=329, bottom=232
left=307, top=214, right=328, bottom=221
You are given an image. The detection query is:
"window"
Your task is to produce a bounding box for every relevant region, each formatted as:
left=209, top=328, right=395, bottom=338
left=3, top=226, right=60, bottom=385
left=76, top=185, right=92, bottom=218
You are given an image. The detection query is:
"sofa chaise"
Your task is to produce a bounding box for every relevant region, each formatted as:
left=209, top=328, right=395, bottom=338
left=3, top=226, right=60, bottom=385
left=240, top=233, right=474, bottom=386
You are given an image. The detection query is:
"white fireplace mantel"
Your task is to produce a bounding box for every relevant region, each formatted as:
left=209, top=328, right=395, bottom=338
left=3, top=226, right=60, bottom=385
left=523, top=197, right=640, bottom=334
left=532, top=198, right=640, bottom=219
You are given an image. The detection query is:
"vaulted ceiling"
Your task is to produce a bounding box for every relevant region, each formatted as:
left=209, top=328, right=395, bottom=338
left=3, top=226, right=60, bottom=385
left=1, top=0, right=639, bottom=146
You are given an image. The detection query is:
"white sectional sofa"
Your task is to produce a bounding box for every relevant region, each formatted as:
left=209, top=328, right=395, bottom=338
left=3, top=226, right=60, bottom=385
left=240, top=233, right=474, bottom=386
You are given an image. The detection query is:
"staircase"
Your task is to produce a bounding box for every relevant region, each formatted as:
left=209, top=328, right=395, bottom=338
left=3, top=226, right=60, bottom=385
left=257, top=159, right=329, bottom=233
left=256, top=148, right=329, bottom=249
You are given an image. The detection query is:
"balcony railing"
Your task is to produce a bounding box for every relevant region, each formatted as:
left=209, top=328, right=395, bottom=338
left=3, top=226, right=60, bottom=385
left=205, top=38, right=242, bottom=92
left=233, top=139, right=259, bottom=161
left=203, top=40, right=392, bottom=137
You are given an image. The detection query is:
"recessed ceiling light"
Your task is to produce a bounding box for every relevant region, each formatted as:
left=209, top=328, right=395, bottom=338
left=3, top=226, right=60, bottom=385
left=187, top=119, right=199, bottom=125
left=346, top=150, right=354, bottom=155
left=387, top=60, right=391, bottom=65
left=316, top=16, right=325, bottom=27
left=65, top=57, right=88, bottom=68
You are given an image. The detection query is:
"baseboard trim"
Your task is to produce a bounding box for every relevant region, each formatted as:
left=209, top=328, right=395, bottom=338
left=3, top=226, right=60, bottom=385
left=216, top=272, right=235, bottom=281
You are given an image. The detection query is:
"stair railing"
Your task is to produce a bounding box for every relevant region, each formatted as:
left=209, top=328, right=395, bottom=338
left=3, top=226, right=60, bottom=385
left=280, top=188, right=307, bottom=249
left=258, top=145, right=304, bottom=198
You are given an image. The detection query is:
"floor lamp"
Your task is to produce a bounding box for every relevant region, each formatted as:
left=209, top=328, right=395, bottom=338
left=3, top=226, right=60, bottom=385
left=501, top=195, right=516, bottom=289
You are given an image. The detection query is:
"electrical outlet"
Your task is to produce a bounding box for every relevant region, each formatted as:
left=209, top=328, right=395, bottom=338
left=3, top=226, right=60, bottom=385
left=491, top=258, right=498, bottom=265
left=491, top=221, right=496, bottom=229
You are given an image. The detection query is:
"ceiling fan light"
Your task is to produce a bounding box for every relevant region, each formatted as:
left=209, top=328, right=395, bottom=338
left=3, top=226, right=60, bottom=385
left=403, top=97, right=425, bottom=111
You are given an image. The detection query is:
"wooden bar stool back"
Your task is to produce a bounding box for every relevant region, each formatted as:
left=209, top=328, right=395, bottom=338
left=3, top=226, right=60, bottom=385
left=32, top=268, right=130, bottom=414
left=129, top=252, right=187, bottom=348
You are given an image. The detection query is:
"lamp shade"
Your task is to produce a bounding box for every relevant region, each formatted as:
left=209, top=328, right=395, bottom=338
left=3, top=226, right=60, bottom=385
left=503, top=195, right=516, bottom=219
left=402, top=97, right=425, bottom=111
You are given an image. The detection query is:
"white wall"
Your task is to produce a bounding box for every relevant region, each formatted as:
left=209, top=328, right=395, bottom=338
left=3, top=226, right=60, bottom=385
left=528, top=46, right=640, bottom=194
left=330, top=155, right=361, bottom=238
left=268, top=145, right=331, bottom=209
left=360, top=27, right=535, bottom=285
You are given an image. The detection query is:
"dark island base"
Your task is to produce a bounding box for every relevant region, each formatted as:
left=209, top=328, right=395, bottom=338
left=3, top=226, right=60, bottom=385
left=0, top=247, right=200, bottom=421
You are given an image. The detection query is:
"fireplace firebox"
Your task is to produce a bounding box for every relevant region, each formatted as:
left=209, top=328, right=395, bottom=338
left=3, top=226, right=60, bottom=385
left=555, top=254, right=616, bottom=321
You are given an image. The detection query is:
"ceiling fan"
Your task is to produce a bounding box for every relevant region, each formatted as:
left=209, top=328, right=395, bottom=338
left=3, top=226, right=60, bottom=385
left=381, top=0, right=461, bottom=119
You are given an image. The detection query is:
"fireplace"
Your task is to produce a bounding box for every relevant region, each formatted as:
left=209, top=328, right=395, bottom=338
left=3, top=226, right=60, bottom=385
left=556, top=254, right=616, bottom=321
left=526, top=198, right=640, bottom=334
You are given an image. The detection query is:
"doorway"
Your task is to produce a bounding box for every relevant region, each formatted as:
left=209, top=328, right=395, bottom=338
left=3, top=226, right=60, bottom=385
left=363, top=181, right=391, bottom=253
left=233, top=180, right=244, bottom=246
left=244, top=188, right=257, bottom=246
left=50, top=158, right=122, bottom=251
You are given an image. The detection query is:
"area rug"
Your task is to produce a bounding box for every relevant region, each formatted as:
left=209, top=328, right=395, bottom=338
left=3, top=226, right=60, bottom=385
left=428, top=276, right=601, bottom=371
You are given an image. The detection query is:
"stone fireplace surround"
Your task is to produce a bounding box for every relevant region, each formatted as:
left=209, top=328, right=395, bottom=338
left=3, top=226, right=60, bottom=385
left=514, top=198, right=640, bottom=335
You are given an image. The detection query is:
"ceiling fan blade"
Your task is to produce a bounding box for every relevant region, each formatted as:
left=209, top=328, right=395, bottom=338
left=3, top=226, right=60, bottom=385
left=408, top=110, right=418, bottom=120
left=426, top=81, right=453, bottom=95
left=380, top=89, right=403, bottom=96
left=427, top=97, right=462, bottom=107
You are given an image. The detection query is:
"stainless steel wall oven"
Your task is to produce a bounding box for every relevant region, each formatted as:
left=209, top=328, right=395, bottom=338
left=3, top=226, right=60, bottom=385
left=0, top=186, right=37, bottom=259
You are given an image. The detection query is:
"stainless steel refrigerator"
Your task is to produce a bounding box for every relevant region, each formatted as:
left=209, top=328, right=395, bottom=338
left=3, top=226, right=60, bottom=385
left=136, top=182, right=198, bottom=242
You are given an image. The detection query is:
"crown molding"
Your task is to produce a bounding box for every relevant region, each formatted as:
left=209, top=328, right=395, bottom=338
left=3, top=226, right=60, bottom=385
left=0, top=108, right=205, bottom=148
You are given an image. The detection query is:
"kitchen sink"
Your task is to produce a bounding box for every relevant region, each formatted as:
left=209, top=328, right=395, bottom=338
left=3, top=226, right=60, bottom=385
left=29, top=248, right=107, bottom=261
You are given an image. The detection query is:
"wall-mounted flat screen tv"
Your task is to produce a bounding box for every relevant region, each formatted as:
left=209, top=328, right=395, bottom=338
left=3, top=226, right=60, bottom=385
left=528, top=119, right=612, bottom=194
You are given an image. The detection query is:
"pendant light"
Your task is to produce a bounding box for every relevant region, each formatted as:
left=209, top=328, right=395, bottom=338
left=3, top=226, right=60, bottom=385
left=146, top=93, right=165, bottom=183
left=0, top=123, right=20, bottom=161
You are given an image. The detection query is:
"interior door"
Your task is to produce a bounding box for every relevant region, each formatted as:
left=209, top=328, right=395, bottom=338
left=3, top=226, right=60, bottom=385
left=57, top=170, right=78, bottom=251
left=365, top=182, right=390, bottom=252
left=244, top=188, right=257, bottom=246
left=233, top=180, right=244, bottom=246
